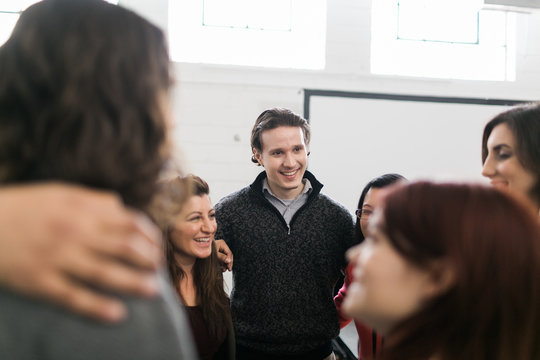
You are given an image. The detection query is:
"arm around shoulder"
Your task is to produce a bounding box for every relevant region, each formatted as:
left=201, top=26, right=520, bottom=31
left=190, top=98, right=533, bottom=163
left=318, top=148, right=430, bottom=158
left=0, top=183, right=162, bottom=322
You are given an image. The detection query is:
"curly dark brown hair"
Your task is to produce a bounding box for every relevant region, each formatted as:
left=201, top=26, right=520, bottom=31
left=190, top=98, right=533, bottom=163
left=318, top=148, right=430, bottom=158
left=0, top=0, right=173, bottom=210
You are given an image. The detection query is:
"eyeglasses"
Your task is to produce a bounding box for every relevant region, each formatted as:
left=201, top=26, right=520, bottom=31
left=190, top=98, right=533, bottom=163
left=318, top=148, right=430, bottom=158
left=355, top=208, right=373, bottom=220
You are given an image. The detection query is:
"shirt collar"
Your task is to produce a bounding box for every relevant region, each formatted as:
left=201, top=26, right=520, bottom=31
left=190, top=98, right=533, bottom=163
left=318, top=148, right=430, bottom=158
left=262, top=178, right=313, bottom=200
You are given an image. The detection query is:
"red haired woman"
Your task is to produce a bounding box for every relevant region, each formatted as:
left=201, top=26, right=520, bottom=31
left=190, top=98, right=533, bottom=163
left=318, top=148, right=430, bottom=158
left=344, top=182, right=540, bottom=360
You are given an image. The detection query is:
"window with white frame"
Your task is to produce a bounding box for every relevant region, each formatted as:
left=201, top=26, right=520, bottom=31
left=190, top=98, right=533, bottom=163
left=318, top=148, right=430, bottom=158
left=169, top=0, right=327, bottom=70
left=0, top=1, right=39, bottom=46
left=371, top=0, right=516, bottom=81
left=0, top=0, right=118, bottom=47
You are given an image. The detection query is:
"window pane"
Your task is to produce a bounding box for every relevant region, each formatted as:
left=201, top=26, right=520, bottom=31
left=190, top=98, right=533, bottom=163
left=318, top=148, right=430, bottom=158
left=0, top=13, right=19, bottom=46
left=0, top=0, right=40, bottom=12
left=371, top=0, right=515, bottom=81
left=0, top=0, right=118, bottom=47
left=0, top=1, right=40, bottom=46
left=479, top=9, right=507, bottom=46
left=203, top=0, right=292, bottom=31
left=170, top=0, right=326, bottom=69
left=397, top=0, right=479, bottom=43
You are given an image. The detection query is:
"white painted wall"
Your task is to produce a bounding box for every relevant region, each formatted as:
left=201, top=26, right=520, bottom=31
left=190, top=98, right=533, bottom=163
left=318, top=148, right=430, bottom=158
left=122, top=0, right=540, bottom=206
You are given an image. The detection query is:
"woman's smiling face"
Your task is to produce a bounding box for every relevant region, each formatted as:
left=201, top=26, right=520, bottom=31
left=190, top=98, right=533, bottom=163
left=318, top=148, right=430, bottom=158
left=482, top=123, right=538, bottom=203
left=170, top=194, right=216, bottom=260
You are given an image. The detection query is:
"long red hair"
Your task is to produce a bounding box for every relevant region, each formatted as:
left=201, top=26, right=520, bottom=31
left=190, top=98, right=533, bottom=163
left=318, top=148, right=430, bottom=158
left=379, top=181, right=540, bottom=360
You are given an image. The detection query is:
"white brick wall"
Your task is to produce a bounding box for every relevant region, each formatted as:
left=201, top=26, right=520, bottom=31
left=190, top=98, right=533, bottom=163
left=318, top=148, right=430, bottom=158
left=121, top=0, right=540, bottom=203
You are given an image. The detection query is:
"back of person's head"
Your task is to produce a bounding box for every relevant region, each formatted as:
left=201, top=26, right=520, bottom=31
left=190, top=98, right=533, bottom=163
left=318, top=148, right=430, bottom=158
left=482, top=102, right=540, bottom=205
left=250, top=108, right=310, bottom=164
left=380, top=181, right=540, bottom=360
left=0, top=0, right=172, bottom=210
left=355, top=173, right=406, bottom=242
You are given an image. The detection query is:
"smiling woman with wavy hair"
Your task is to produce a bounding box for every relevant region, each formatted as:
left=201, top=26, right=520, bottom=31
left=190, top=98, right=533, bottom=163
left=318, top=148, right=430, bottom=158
left=149, top=175, right=235, bottom=360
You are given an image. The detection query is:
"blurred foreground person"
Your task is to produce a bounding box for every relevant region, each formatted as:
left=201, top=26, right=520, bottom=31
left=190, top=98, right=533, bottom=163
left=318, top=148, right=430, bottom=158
left=0, top=0, right=196, bottom=358
left=344, top=182, right=540, bottom=360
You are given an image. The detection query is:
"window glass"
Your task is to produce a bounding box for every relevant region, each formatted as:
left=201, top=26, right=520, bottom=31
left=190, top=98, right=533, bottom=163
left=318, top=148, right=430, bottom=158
left=169, top=0, right=326, bottom=70
left=397, top=0, right=479, bottom=43
left=203, top=0, right=291, bottom=31
left=0, top=12, right=19, bottom=45
left=371, top=0, right=516, bottom=81
left=0, top=0, right=40, bottom=46
left=0, top=0, right=118, bottom=46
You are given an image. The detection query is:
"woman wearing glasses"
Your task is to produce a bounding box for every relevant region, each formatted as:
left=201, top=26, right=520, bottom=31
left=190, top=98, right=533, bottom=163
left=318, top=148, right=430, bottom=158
left=334, top=173, right=405, bottom=359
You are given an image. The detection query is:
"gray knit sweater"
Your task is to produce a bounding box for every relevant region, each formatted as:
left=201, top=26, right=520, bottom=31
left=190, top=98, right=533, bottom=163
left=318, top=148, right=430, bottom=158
left=215, top=171, right=356, bottom=355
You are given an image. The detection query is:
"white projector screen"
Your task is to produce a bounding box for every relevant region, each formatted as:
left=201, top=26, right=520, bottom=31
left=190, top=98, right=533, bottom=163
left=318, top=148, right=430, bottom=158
left=306, top=92, right=520, bottom=213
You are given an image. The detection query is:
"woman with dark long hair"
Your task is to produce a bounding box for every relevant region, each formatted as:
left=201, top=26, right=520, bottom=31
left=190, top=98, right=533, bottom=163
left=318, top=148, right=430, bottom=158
left=344, top=181, right=540, bottom=360
left=150, top=175, right=234, bottom=360
left=482, top=102, right=540, bottom=215
left=334, top=173, right=405, bottom=359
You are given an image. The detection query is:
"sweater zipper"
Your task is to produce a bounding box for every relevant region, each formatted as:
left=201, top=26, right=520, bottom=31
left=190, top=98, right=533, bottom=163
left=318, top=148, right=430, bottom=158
left=258, top=193, right=293, bottom=235
left=288, top=195, right=315, bottom=230
left=254, top=177, right=318, bottom=235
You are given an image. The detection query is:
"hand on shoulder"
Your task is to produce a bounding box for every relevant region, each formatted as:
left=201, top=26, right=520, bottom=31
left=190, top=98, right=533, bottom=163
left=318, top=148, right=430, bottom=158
left=215, top=239, right=233, bottom=272
left=0, top=183, right=162, bottom=322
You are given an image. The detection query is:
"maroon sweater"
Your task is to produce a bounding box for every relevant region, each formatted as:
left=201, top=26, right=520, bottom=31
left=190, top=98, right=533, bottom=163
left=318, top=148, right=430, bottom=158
left=185, top=306, right=227, bottom=360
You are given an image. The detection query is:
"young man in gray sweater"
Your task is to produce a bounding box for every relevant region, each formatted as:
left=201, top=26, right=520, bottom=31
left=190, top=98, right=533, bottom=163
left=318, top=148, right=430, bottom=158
left=215, top=108, right=356, bottom=360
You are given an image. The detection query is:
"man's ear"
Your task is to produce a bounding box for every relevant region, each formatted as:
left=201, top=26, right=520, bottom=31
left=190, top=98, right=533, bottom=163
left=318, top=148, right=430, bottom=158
left=423, top=260, right=455, bottom=298
left=252, top=148, right=264, bottom=167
